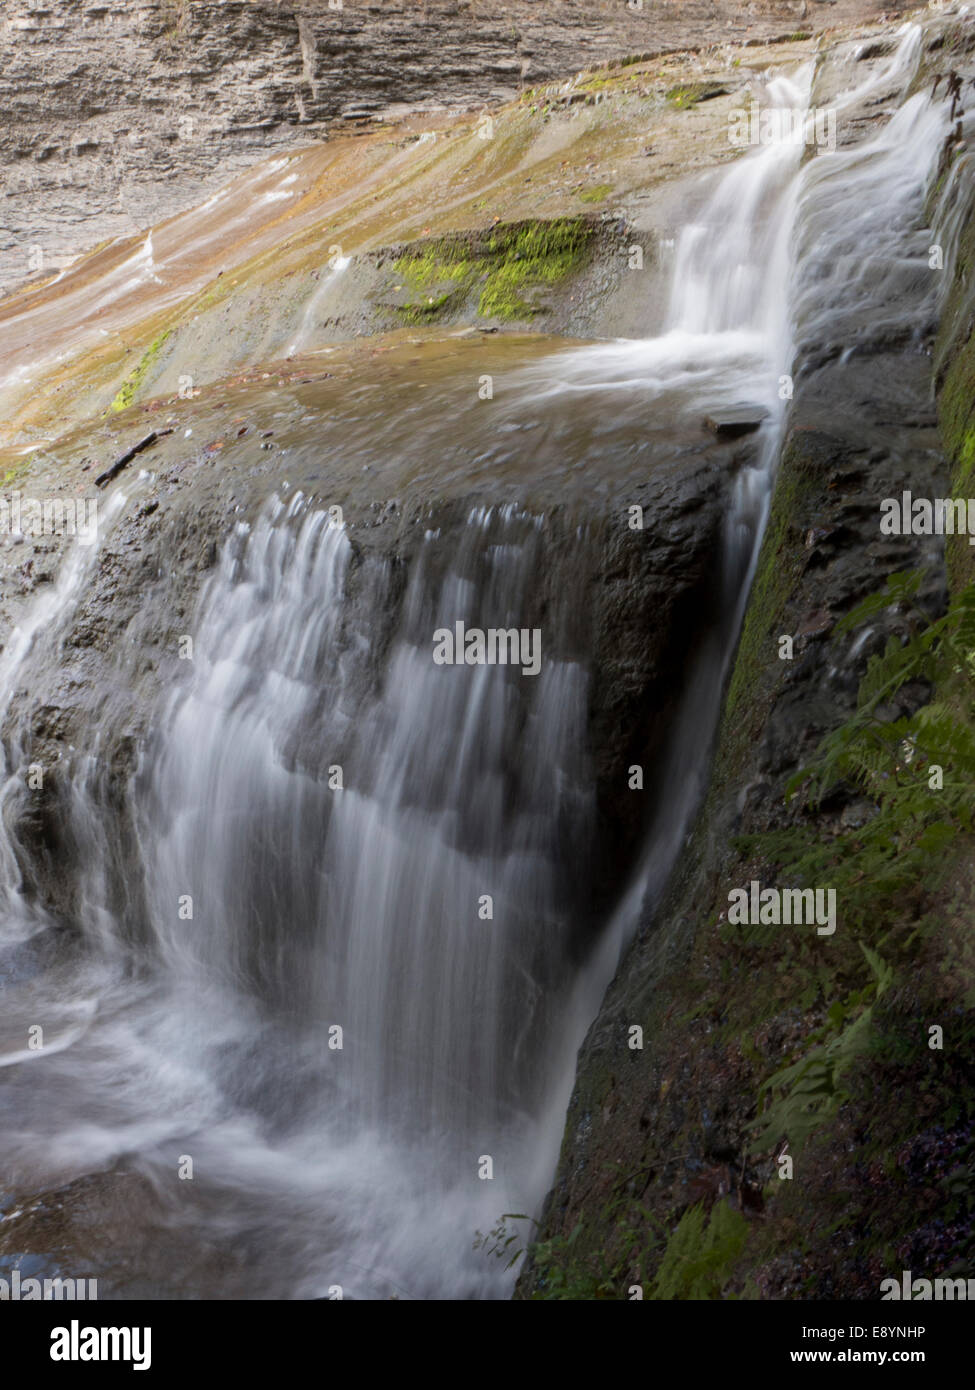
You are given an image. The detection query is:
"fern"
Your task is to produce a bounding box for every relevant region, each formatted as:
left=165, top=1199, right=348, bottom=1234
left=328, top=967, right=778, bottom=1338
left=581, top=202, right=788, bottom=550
left=649, top=1200, right=749, bottom=1300
left=497, top=1195, right=667, bottom=1300
left=751, top=943, right=893, bottom=1154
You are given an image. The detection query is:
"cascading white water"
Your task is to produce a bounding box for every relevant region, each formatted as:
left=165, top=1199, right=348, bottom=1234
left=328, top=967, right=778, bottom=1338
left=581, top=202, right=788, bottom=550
left=1, top=492, right=598, bottom=1299
left=0, top=23, right=956, bottom=1299
left=506, top=66, right=815, bottom=962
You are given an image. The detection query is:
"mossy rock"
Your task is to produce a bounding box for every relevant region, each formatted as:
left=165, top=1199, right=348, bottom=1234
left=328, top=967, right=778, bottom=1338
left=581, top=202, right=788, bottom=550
left=389, top=217, right=597, bottom=323
left=666, top=82, right=729, bottom=110
left=109, top=330, right=172, bottom=413
left=933, top=170, right=975, bottom=590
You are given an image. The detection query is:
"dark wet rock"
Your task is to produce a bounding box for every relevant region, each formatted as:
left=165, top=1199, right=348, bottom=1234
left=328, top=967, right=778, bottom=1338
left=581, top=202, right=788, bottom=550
left=703, top=404, right=770, bottom=438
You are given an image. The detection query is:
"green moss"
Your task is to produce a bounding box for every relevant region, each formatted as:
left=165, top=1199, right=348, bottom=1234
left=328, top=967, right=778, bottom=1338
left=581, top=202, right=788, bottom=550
left=391, top=248, right=473, bottom=291
left=502, top=1193, right=668, bottom=1300
left=579, top=183, right=613, bottom=205
left=109, top=330, right=172, bottom=413
left=934, top=182, right=975, bottom=591
left=511, top=1195, right=751, bottom=1301
left=579, top=70, right=639, bottom=94
left=395, top=289, right=469, bottom=325
left=392, top=218, right=595, bottom=324
left=940, top=352, right=975, bottom=480
left=1, top=458, right=31, bottom=487
left=740, top=575, right=975, bottom=1150
left=666, top=82, right=728, bottom=110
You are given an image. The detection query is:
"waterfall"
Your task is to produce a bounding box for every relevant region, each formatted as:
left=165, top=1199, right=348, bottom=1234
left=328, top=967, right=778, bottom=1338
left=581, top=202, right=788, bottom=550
left=0, top=25, right=954, bottom=1299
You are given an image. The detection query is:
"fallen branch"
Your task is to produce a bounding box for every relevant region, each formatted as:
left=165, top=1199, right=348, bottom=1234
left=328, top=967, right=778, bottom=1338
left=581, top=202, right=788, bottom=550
left=95, top=428, right=173, bottom=488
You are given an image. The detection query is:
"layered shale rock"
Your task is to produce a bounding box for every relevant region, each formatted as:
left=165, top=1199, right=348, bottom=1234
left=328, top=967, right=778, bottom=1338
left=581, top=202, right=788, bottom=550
left=0, top=0, right=905, bottom=292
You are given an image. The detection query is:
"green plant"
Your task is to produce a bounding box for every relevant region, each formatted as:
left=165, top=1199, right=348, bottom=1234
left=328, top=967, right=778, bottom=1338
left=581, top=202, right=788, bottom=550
left=473, top=1212, right=532, bottom=1271
left=478, top=1193, right=666, bottom=1300
left=743, top=573, right=975, bottom=938
left=741, top=573, right=975, bottom=1153
left=649, top=1200, right=749, bottom=1300
left=751, top=942, right=893, bottom=1154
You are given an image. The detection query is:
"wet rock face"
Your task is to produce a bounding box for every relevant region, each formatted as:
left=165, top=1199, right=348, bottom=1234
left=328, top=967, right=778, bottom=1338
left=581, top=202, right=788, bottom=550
left=0, top=0, right=903, bottom=294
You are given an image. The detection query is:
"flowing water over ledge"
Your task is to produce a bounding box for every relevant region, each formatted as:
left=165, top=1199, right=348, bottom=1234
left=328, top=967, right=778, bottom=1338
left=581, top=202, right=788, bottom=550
left=0, top=24, right=957, bottom=1299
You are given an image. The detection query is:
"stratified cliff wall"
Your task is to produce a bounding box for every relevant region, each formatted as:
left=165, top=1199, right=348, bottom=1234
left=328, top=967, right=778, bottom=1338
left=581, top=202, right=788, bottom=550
left=0, top=0, right=901, bottom=291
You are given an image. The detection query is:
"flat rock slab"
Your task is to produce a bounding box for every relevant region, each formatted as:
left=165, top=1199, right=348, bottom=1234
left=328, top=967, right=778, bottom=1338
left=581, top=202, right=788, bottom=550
left=703, top=403, right=770, bottom=438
